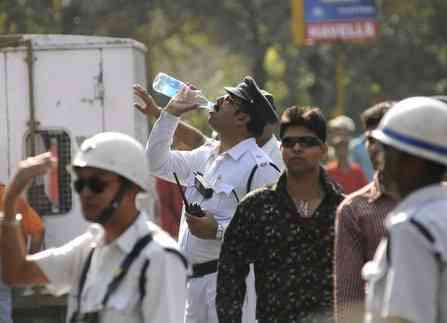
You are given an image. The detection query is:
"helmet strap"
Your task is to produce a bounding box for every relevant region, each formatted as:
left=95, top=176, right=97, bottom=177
left=94, top=179, right=131, bottom=225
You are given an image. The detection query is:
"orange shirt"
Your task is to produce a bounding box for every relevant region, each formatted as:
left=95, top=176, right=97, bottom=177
left=326, top=161, right=368, bottom=194
left=0, top=184, right=44, bottom=236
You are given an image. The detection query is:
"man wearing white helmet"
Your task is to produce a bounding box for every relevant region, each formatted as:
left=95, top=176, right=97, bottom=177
left=1, top=132, right=187, bottom=323
left=362, top=97, right=447, bottom=323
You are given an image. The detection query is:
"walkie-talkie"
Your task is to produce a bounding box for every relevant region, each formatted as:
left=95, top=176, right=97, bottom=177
left=173, top=172, right=205, bottom=217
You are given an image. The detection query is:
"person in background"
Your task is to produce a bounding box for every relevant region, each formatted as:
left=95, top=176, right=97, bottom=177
left=216, top=106, right=344, bottom=323
left=0, top=184, right=45, bottom=254
left=334, top=101, right=397, bottom=323
left=154, top=137, right=191, bottom=239
left=349, top=133, right=374, bottom=181
left=326, top=115, right=368, bottom=194
left=1, top=132, right=187, bottom=323
left=0, top=183, right=45, bottom=323
left=363, top=97, right=447, bottom=323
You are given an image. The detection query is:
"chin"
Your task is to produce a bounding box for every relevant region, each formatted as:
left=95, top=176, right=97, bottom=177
left=287, top=164, right=315, bottom=176
left=82, top=208, right=99, bottom=222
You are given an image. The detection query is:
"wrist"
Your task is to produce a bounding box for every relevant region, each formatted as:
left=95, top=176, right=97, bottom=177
left=154, top=106, right=162, bottom=117
left=0, top=213, right=23, bottom=226
left=165, top=102, right=184, bottom=117
left=2, top=189, right=20, bottom=214
left=147, top=104, right=162, bottom=118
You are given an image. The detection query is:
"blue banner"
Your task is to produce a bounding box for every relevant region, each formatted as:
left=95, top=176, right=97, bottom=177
left=304, top=0, right=377, bottom=22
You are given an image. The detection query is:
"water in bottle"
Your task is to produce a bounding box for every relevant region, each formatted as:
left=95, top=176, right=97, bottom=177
left=152, top=72, right=213, bottom=109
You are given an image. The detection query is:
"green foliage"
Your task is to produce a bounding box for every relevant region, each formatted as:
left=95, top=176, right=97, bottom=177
left=1, top=0, right=446, bottom=133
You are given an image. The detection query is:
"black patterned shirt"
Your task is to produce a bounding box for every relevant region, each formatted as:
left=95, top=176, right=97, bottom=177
left=216, top=170, right=344, bottom=323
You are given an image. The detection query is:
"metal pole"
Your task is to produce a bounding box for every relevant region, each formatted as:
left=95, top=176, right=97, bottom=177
left=0, top=36, right=39, bottom=154
left=25, top=39, right=39, bottom=156
left=334, top=44, right=345, bottom=117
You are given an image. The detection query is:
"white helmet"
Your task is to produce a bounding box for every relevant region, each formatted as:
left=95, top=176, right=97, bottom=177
left=72, top=132, right=150, bottom=191
left=372, top=96, right=447, bottom=166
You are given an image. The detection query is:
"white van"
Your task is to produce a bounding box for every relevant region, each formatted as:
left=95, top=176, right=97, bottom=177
left=0, top=34, right=153, bottom=248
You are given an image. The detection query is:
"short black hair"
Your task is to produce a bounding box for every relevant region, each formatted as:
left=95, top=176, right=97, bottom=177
left=232, top=95, right=265, bottom=137
left=361, top=101, right=395, bottom=131
left=279, top=106, right=327, bottom=142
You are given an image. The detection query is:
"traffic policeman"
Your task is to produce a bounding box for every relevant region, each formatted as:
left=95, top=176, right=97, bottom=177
left=1, top=132, right=188, bottom=323
left=146, top=76, right=280, bottom=323
left=362, top=97, right=447, bottom=323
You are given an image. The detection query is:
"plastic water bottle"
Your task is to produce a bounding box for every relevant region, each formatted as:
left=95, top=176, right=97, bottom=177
left=152, top=72, right=213, bottom=109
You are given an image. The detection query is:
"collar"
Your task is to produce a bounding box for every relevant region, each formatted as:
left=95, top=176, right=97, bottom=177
left=88, top=213, right=150, bottom=253
left=115, top=213, right=150, bottom=253
left=211, top=137, right=258, bottom=161
left=273, top=166, right=344, bottom=208
left=386, top=184, right=447, bottom=228
left=367, top=171, right=398, bottom=203
left=261, top=135, right=280, bottom=154
left=368, top=171, right=387, bottom=202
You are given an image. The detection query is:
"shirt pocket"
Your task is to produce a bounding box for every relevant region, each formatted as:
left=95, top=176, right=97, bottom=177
left=183, top=175, right=200, bottom=203
left=206, top=181, right=238, bottom=221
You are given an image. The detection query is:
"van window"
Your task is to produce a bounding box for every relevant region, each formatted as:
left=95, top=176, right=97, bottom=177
left=25, top=130, right=72, bottom=215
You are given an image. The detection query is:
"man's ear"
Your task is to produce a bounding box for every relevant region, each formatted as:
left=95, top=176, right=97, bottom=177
left=235, top=111, right=250, bottom=126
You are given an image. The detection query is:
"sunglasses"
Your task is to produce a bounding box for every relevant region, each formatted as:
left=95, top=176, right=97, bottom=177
left=281, top=136, right=322, bottom=149
left=214, top=95, right=241, bottom=112
left=73, top=177, right=118, bottom=194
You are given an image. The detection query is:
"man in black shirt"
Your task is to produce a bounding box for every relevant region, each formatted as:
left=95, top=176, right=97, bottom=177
left=216, top=106, right=344, bottom=323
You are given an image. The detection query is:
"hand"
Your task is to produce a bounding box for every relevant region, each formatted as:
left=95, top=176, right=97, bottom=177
left=186, top=211, right=218, bottom=239
left=7, top=152, right=56, bottom=198
left=165, top=85, right=200, bottom=117
left=133, top=84, right=161, bottom=118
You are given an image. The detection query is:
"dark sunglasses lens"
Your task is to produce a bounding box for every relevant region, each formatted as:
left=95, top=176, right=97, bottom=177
left=282, top=137, right=296, bottom=148
left=282, top=136, right=321, bottom=148
left=74, top=178, right=106, bottom=194
left=301, top=137, right=321, bottom=147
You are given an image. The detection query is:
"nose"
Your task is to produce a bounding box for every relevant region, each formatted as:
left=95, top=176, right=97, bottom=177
left=291, top=142, right=304, bottom=152
left=214, top=96, right=224, bottom=111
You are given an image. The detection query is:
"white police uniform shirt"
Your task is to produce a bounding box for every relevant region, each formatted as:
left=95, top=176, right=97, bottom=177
left=261, top=135, right=284, bottom=171
left=363, top=184, right=447, bottom=323
left=206, top=134, right=284, bottom=171
left=29, top=213, right=187, bottom=323
left=146, top=111, right=280, bottom=264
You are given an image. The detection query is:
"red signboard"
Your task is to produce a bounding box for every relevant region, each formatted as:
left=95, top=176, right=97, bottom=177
left=292, top=0, right=379, bottom=45
left=305, top=20, right=378, bottom=43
